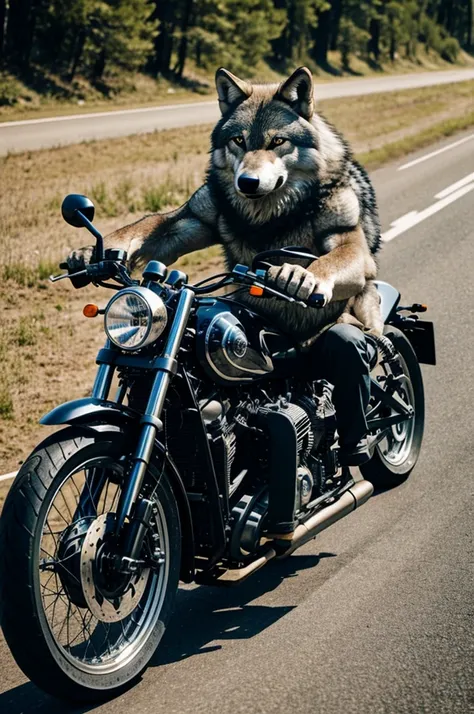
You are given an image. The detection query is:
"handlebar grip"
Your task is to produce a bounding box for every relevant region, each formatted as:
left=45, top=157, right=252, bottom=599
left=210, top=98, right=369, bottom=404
left=58, top=260, right=90, bottom=288
left=307, top=293, right=326, bottom=308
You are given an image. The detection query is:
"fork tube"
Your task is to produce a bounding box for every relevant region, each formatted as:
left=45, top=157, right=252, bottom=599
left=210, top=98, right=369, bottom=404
left=115, top=288, right=195, bottom=532
left=114, top=381, right=127, bottom=404
left=92, top=340, right=114, bottom=399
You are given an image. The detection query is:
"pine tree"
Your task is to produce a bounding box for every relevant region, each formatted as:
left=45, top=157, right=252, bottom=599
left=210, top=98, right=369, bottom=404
left=1, top=0, right=470, bottom=94
left=85, top=0, right=158, bottom=80
left=185, top=0, right=285, bottom=76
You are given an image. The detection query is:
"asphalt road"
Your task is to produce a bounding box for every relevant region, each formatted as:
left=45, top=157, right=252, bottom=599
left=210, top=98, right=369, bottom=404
left=1, top=68, right=474, bottom=155
left=1, top=131, right=474, bottom=713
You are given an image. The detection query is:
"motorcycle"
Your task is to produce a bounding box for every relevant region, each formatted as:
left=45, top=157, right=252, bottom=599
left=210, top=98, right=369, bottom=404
left=0, top=194, right=435, bottom=701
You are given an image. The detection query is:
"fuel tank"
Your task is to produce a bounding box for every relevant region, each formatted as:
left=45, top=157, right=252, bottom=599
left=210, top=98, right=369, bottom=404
left=196, top=298, right=293, bottom=385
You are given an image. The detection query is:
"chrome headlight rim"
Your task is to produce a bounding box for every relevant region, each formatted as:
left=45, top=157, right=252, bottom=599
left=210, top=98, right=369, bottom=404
left=104, top=286, right=167, bottom=352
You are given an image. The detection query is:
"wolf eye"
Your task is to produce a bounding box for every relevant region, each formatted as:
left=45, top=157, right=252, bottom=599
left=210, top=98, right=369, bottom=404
left=269, top=137, right=287, bottom=149
left=231, top=136, right=245, bottom=148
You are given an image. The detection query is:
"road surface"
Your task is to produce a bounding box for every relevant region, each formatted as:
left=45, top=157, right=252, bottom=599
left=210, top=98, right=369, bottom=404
left=1, top=68, right=474, bottom=155
left=0, top=131, right=473, bottom=713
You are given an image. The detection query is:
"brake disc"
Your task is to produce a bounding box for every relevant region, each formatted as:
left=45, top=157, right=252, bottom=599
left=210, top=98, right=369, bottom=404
left=80, top=514, right=150, bottom=623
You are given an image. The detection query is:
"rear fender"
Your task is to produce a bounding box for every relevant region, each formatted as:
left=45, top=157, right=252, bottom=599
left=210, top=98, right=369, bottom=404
left=40, top=397, right=195, bottom=582
left=374, top=280, right=400, bottom=323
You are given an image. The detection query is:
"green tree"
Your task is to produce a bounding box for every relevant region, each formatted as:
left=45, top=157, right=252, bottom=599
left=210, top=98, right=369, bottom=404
left=338, top=16, right=370, bottom=68
left=273, top=1, right=326, bottom=67
left=0, top=0, right=6, bottom=62
left=149, top=0, right=179, bottom=76
left=1, top=0, right=470, bottom=95
left=84, top=0, right=157, bottom=80
left=185, top=0, right=285, bottom=76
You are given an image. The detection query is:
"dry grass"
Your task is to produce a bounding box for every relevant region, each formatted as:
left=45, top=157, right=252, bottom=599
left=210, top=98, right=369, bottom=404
left=0, top=69, right=214, bottom=122
left=0, top=79, right=473, bottom=475
left=321, top=78, right=474, bottom=153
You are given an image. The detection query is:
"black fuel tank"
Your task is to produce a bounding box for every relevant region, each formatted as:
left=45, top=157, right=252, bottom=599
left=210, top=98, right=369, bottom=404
left=196, top=298, right=289, bottom=385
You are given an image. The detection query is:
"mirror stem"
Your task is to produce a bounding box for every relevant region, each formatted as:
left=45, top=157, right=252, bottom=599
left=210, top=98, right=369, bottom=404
left=76, top=210, right=104, bottom=261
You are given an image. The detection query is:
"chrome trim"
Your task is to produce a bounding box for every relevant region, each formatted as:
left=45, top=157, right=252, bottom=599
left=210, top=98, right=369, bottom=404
left=204, top=311, right=273, bottom=382
left=104, top=286, right=167, bottom=352
left=280, top=480, right=374, bottom=558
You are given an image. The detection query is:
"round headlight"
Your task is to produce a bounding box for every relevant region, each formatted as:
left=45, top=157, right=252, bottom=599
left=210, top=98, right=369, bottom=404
left=104, top=287, right=167, bottom=351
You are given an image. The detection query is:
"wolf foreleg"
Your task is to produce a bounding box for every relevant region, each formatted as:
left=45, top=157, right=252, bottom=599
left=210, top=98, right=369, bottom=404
left=111, top=186, right=220, bottom=270
left=67, top=185, right=219, bottom=272
left=308, top=225, right=377, bottom=302
left=347, top=281, right=384, bottom=336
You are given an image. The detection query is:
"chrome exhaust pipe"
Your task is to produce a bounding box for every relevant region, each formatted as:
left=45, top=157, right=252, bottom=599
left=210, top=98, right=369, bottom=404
left=215, top=547, right=277, bottom=585
left=212, top=480, right=373, bottom=582
left=279, top=479, right=374, bottom=557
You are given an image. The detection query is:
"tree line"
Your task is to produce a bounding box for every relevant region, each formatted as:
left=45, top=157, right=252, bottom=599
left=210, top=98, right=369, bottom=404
left=1, top=0, right=472, bottom=86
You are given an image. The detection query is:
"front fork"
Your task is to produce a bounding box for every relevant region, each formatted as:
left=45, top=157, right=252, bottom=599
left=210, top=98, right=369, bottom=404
left=89, top=288, right=195, bottom=568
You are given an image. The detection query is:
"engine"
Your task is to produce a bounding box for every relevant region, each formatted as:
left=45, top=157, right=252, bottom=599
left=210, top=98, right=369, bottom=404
left=199, top=381, right=338, bottom=561
left=254, top=382, right=337, bottom=515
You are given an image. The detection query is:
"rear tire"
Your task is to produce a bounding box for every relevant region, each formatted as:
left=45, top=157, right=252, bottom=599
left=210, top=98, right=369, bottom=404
left=0, top=427, right=181, bottom=702
left=360, top=326, right=425, bottom=490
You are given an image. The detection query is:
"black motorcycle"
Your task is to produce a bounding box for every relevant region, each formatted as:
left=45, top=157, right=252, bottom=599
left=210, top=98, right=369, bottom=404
left=0, top=195, right=435, bottom=701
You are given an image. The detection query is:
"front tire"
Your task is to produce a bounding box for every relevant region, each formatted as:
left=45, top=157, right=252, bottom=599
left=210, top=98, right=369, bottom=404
left=361, top=326, right=425, bottom=490
left=0, top=427, right=181, bottom=702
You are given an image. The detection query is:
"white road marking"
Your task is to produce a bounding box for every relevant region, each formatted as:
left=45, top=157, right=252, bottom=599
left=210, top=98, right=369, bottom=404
left=397, top=133, right=474, bottom=171
left=0, top=471, right=17, bottom=482
left=382, top=174, right=474, bottom=242
left=0, top=170, right=472, bottom=484
left=0, top=101, right=216, bottom=128
left=435, top=171, right=474, bottom=199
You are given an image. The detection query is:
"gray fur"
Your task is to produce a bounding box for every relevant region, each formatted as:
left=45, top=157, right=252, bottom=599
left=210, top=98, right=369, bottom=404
left=99, top=67, right=383, bottom=341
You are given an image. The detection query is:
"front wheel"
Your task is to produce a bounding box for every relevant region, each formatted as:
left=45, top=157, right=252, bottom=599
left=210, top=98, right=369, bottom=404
left=361, top=326, right=425, bottom=490
left=0, top=427, right=181, bottom=702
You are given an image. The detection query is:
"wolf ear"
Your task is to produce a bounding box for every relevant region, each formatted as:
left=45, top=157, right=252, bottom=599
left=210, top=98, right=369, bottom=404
left=276, top=67, right=314, bottom=120
left=215, top=68, right=252, bottom=115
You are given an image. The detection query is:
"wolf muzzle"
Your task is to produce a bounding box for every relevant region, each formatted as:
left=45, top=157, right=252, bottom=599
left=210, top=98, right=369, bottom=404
left=237, top=173, right=286, bottom=199
left=238, top=175, right=260, bottom=195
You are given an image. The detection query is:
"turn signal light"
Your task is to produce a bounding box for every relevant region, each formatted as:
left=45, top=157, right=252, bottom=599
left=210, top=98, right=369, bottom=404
left=83, top=304, right=99, bottom=318
left=249, top=286, right=264, bottom=297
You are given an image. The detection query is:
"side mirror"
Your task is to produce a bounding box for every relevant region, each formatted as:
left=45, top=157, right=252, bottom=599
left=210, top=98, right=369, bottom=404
left=61, top=194, right=95, bottom=227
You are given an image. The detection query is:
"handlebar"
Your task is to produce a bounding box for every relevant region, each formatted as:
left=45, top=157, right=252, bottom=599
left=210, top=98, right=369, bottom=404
left=52, top=249, right=134, bottom=289
left=306, top=292, right=326, bottom=308
left=228, top=264, right=325, bottom=308
left=54, top=253, right=325, bottom=308
left=57, top=195, right=325, bottom=306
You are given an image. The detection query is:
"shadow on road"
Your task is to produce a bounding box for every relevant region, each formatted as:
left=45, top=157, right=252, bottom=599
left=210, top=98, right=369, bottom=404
left=0, top=552, right=334, bottom=713
left=152, top=551, right=335, bottom=666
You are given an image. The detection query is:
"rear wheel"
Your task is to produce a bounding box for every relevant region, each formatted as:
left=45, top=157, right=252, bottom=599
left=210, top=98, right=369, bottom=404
left=0, top=427, right=181, bottom=702
left=361, top=326, right=425, bottom=490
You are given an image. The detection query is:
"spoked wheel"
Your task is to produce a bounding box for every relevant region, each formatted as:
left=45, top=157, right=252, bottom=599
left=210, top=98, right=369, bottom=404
left=361, top=326, right=425, bottom=490
left=0, top=428, right=181, bottom=702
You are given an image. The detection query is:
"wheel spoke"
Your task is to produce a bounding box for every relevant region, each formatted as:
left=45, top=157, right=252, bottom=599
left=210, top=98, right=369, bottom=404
left=371, top=342, right=416, bottom=467
left=37, top=456, right=169, bottom=675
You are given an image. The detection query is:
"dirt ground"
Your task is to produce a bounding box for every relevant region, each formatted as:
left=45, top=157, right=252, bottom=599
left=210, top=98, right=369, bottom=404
left=1, top=80, right=473, bottom=488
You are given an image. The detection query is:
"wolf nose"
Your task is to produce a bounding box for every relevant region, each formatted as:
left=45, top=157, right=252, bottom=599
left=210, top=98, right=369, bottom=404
left=238, top=175, right=260, bottom=194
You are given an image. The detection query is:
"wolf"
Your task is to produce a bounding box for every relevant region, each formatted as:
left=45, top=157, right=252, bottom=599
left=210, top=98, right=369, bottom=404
left=69, top=66, right=383, bottom=341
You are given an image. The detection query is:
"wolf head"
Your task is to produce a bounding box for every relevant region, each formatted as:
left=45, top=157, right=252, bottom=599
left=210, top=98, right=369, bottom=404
left=210, top=67, right=348, bottom=224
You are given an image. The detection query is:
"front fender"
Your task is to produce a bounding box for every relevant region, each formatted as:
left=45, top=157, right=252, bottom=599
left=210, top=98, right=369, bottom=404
left=41, top=397, right=195, bottom=582
left=40, top=397, right=139, bottom=428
